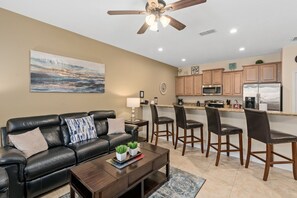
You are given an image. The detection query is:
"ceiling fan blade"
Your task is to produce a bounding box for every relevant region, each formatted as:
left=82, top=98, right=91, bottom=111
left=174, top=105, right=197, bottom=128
left=165, top=0, right=206, bottom=11
left=165, top=15, right=186, bottom=30
left=137, top=23, right=149, bottom=34
left=107, top=10, right=146, bottom=15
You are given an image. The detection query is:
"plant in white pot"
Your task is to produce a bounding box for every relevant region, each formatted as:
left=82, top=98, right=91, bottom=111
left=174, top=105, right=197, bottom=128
left=115, top=145, right=128, bottom=161
left=128, top=141, right=138, bottom=156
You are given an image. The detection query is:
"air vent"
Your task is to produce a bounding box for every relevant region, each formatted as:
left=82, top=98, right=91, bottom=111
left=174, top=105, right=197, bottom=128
left=292, top=37, right=297, bottom=41
left=199, top=29, right=216, bottom=36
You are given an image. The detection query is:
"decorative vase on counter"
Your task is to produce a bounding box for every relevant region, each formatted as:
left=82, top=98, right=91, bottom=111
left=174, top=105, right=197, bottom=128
left=178, top=99, right=184, bottom=105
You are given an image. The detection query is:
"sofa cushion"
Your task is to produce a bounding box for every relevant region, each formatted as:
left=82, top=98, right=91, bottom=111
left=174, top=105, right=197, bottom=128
left=101, top=133, right=133, bottom=151
left=8, top=128, right=48, bottom=158
left=65, top=115, right=97, bottom=144
left=67, top=138, right=109, bottom=163
left=40, top=126, right=63, bottom=148
left=108, top=118, right=125, bottom=134
left=24, top=147, right=76, bottom=181
left=89, top=110, right=116, bottom=136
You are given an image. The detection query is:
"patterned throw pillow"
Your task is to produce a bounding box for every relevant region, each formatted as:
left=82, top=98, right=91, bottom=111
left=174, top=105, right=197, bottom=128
left=65, top=115, right=97, bottom=144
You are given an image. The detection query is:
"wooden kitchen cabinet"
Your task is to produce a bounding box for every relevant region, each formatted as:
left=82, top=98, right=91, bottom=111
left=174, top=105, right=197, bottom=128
left=202, top=68, right=224, bottom=85
left=259, top=63, right=277, bottom=82
left=243, top=62, right=281, bottom=83
left=193, top=75, right=202, bottom=95
left=223, top=71, right=242, bottom=96
left=184, top=76, right=194, bottom=95
left=175, top=76, right=185, bottom=96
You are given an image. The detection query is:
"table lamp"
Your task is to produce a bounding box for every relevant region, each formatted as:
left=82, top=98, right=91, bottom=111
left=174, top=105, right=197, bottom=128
left=127, top=98, right=140, bottom=121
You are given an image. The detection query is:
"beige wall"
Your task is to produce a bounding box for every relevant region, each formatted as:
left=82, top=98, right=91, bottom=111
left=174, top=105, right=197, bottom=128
left=0, top=8, right=177, bottom=126
left=282, top=44, right=297, bottom=112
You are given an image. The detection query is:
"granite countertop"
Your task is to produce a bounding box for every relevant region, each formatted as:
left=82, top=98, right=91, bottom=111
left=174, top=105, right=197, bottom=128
left=142, top=104, right=297, bottom=116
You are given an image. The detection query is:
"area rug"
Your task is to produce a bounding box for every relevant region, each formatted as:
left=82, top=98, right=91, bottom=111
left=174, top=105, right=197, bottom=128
left=60, top=167, right=205, bottom=198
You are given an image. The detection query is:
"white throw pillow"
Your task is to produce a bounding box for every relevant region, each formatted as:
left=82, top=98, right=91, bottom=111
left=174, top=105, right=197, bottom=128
left=107, top=118, right=125, bottom=134
left=8, top=127, right=48, bottom=158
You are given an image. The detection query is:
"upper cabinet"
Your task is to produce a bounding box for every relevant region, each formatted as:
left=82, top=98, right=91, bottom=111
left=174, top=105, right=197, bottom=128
left=175, top=75, right=202, bottom=96
left=202, top=68, right=224, bottom=85
left=175, top=76, right=185, bottom=95
left=223, top=71, right=243, bottom=96
left=243, top=62, right=282, bottom=83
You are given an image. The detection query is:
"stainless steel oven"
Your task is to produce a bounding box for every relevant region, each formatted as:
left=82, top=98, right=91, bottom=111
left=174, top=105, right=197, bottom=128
left=202, top=85, right=222, bottom=96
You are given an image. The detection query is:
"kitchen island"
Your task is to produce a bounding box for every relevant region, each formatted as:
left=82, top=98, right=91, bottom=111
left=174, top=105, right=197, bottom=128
left=142, top=104, right=297, bottom=171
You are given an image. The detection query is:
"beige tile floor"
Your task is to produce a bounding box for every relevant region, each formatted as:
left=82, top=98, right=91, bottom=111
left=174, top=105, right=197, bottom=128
left=41, top=139, right=297, bottom=198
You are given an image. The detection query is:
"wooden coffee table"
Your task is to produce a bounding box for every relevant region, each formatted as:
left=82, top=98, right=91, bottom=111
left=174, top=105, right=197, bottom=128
left=69, top=142, right=170, bottom=198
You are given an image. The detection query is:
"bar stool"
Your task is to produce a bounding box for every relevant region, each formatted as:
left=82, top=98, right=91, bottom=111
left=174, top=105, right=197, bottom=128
left=244, top=108, right=297, bottom=181
left=205, top=107, right=243, bottom=166
left=173, top=105, right=204, bottom=156
left=150, top=104, right=175, bottom=146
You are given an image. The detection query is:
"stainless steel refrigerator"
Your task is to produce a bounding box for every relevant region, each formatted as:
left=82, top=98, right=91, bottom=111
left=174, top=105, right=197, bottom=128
left=243, top=83, right=282, bottom=111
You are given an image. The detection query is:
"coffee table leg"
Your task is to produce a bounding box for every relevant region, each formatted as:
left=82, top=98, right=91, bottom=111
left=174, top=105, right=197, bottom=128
left=166, top=163, right=170, bottom=181
left=70, top=187, right=75, bottom=198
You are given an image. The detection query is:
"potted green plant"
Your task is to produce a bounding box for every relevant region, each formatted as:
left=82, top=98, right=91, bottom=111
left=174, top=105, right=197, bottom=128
left=115, top=145, right=128, bottom=161
left=127, top=141, right=138, bottom=156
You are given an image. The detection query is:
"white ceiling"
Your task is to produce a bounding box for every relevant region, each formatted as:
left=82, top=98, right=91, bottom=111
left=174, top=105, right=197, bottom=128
left=1, top=0, right=297, bottom=67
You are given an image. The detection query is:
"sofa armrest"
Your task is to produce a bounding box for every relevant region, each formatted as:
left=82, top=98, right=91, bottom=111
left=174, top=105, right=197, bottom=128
left=0, top=146, right=27, bottom=166
left=125, top=124, right=139, bottom=141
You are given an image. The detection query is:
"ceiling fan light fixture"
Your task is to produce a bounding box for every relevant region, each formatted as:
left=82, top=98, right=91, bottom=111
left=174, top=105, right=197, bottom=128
left=145, top=14, right=156, bottom=26
left=149, top=21, right=158, bottom=31
left=160, top=15, right=171, bottom=27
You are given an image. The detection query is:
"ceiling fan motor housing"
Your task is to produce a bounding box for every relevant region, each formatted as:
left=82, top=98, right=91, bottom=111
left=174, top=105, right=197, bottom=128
left=146, top=0, right=166, bottom=14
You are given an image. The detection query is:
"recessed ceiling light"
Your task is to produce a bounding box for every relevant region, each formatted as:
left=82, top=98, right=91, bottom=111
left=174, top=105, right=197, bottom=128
left=239, top=47, right=245, bottom=51
left=181, top=58, right=186, bottom=62
left=158, top=47, right=163, bottom=52
left=230, top=28, right=238, bottom=34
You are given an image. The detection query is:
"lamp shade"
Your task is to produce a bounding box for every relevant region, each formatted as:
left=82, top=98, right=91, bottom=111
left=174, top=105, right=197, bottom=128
left=127, top=98, right=140, bottom=108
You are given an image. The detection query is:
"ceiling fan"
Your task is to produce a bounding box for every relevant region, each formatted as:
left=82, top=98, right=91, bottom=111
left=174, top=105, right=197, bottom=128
left=107, top=0, right=207, bottom=34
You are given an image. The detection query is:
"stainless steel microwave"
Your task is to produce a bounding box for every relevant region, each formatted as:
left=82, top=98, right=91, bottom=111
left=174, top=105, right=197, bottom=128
left=202, top=85, right=222, bottom=95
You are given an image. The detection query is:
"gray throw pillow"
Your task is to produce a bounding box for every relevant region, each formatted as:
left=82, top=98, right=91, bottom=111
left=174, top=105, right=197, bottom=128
left=8, top=127, right=48, bottom=158
left=107, top=118, right=125, bottom=134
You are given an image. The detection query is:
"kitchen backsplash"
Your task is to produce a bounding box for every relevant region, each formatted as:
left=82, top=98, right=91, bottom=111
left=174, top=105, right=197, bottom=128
left=177, top=96, right=243, bottom=106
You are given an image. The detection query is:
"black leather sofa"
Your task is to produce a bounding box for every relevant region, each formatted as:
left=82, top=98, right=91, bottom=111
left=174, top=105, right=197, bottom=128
left=0, top=110, right=138, bottom=198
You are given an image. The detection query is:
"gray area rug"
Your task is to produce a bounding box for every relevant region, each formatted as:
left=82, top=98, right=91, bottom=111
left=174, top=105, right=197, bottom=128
left=60, top=167, right=205, bottom=198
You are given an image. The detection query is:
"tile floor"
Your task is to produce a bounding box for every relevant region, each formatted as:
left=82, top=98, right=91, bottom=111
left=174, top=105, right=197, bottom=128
left=41, top=139, right=297, bottom=198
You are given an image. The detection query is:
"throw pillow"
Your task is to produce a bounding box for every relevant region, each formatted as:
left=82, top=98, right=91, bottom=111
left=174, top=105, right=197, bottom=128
left=8, top=128, right=48, bottom=158
left=107, top=118, right=125, bottom=134
left=65, top=115, right=97, bottom=144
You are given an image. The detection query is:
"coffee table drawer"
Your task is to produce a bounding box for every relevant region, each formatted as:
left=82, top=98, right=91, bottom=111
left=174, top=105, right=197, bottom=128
left=153, top=154, right=168, bottom=170
left=129, top=162, right=152, bottom=185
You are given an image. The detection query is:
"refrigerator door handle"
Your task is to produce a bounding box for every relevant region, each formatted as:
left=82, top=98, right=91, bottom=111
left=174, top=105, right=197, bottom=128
left=256, top=93, right=260, bottom=109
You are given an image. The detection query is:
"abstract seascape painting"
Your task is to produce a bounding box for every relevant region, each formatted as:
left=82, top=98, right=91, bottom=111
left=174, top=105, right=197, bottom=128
left=30, top=50, right=105, bottom=93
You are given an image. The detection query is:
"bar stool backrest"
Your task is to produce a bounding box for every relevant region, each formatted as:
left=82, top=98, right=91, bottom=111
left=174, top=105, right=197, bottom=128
left=244, top=108, right=271, bottom=143
left=173, top=105, right=187, bottom=129
left=150, top=104, right=159, bottom=124
left=205, top=107, right=222, bottom=135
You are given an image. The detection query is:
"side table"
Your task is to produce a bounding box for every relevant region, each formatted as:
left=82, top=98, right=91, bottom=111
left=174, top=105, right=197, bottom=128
left=125, top=119, right=149, bottom=142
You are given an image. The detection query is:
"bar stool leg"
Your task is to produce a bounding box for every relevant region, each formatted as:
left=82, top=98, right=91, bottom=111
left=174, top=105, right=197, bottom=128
left=239, top=133, right=244, bottom=165
left=292, top=142, right=297, bottom=180
left=245, top=137, right=252, bottom=168
left=215, top=135, right=222, bottom=166
left=206, top=131, right=211, bottom=157
left=270, top=145, right=274, bottom=167
left=171, top=122, right=175, bottom=146
left=182, top=129, right=187, bottom=156
left=226, top=135, right=230, bottom=157
left=155, top=124, right=159, bottom=146
left=166, top=123, right=169, bottom=141
left=263, top=144, right=272, bottom=181
left=200, top=126, right=204, bottom=153
left=191, top=129, right=194, bottom=147
left=151, top=123, right=155, bottom=143
left=174, top=125, right=179, bottom=149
